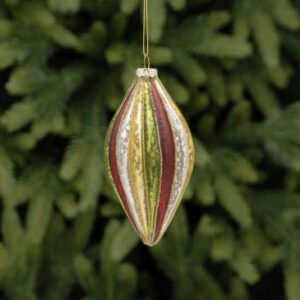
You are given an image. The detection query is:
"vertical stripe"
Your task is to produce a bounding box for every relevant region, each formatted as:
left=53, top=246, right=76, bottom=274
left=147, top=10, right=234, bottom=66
left=109, top=85, right=138, bottom=231
left=150, top=80, right=176, bottom=240
left=143, top=79, right=162, bottom=240
left=115, top=84, right=144, bottom=235
left=128, top=82, right=149, bottom=236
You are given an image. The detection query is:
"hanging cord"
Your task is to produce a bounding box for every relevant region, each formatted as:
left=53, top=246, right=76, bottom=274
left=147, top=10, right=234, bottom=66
left=143, top=0, right=150, bottom=68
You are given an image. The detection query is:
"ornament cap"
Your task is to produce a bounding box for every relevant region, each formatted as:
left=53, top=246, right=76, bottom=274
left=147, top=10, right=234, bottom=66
left=136, top=68, right=158, bottom=78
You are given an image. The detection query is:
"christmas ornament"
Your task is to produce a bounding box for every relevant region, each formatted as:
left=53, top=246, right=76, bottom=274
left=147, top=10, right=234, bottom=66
left=105, top=0, right=194, bottom=246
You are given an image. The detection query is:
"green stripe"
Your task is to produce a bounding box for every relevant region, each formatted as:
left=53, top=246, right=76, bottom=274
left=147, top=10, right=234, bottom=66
left=143, top=79, right=161, bottom=237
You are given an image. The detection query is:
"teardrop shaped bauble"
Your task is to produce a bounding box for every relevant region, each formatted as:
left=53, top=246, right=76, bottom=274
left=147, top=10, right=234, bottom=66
left=105, top=68, right=194, bottom=246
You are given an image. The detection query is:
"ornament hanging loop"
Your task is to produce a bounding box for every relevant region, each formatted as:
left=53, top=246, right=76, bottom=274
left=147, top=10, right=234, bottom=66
left=143, top=0, right=151, bottom=69
left=144, top=55, right=150, bottom=69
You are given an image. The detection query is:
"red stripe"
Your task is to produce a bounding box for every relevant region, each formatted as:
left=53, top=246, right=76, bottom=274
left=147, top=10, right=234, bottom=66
left=151, top=80, right=175, bottom=239
left=109, top=85, right=137, bottom=229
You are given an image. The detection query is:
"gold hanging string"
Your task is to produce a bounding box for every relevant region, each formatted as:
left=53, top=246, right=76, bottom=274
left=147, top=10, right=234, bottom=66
left=143, top=0, right=150, bottom=68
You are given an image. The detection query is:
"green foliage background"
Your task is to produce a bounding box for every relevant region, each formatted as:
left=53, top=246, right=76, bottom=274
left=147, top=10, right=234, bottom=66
left=0, top=0, right=300, bottom=299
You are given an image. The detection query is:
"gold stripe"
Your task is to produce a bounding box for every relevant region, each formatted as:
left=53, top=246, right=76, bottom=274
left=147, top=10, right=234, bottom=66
left=128, top=79, right=149, bottom=237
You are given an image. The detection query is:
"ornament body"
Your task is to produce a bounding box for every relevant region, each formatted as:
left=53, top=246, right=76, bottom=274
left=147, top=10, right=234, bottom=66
left=105, top=68, right=194, bottom=246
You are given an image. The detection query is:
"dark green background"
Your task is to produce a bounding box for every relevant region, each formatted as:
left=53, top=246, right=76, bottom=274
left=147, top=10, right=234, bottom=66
left=0, top=0, right=300, bottom=299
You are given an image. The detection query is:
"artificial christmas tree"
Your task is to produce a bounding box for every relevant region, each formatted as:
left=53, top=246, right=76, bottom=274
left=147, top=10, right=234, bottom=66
left=0, top=0, right=300, bottom=299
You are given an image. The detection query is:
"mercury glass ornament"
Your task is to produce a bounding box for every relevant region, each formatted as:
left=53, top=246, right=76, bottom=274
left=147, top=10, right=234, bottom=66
left=105, top=68, right=194, bottom=246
